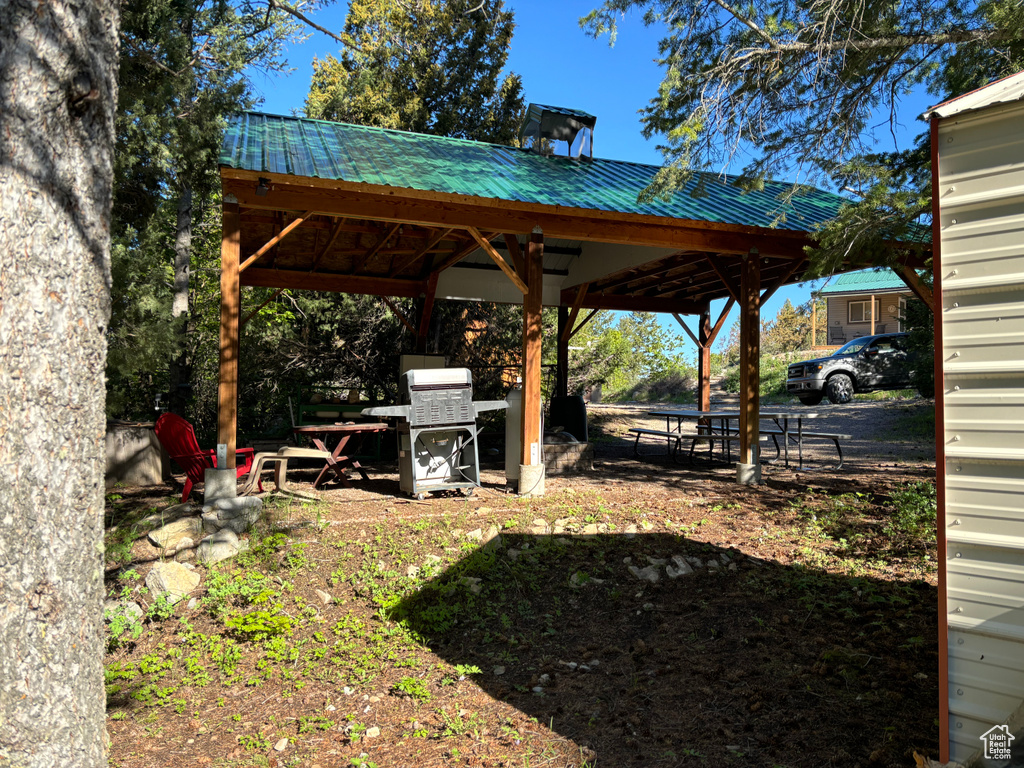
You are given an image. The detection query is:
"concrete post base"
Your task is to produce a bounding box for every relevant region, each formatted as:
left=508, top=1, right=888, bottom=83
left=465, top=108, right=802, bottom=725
left=517, top=463, right=546, bottom=497
left=204, top=468, right=238, bottom=502
left=735, top=462, right=761, bottom=486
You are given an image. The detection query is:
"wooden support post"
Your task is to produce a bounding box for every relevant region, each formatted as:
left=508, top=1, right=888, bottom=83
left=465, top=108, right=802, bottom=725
left=556, top=305, right=569, bottom=398
left=811, top=294, right=817, bottom=348
left=521, top=229, right=544, bottom=468
left=218, top=202, right=242, bottom=468
left=738, top=249, right=761, bottom=469
left=698, top=302, right=712, bottom=412
left=416, top=272, right=439, bottom=354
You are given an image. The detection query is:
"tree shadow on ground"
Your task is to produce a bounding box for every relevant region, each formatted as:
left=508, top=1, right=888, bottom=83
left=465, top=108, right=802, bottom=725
left=392, top=531, right=939, bottom=768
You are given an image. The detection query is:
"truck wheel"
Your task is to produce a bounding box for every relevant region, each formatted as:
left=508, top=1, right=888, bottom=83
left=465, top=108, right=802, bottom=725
left=825, top=373, right=854, bottom=404
left=798, top=392, right=824, bottom=406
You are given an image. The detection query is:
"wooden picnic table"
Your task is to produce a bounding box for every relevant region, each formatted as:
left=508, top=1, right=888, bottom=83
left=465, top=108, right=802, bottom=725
left=292, top=423, right=390, bottom=488
left=645, top=409, right=829, bottom=470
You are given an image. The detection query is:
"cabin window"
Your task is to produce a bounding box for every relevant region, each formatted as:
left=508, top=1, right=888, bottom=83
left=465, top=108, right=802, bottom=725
left=848, top=299, right=881, bottom=324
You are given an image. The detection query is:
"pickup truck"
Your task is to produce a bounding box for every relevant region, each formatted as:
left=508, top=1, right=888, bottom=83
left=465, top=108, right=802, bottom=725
left=786, top=332, right=914, bottom=405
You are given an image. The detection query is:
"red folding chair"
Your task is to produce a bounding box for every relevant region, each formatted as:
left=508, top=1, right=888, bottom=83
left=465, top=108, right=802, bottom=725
left=154, top=413, right=256, bottom=502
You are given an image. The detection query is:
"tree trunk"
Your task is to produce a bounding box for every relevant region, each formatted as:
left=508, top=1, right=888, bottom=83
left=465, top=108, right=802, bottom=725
left=0, top=1, right=118, bottom=766
left=168, top=185, right=193, bottom=414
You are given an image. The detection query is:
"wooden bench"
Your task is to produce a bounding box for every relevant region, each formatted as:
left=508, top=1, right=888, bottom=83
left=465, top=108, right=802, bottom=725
left=759, top=429, right=852, bottom=469
left=628, top=427, right=684, bottom=458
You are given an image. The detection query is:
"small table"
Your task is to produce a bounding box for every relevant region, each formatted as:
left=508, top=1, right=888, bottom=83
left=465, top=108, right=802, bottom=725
left=292, top=423, right=390, bottom=488
left=647, top=409, right=822, bottom=469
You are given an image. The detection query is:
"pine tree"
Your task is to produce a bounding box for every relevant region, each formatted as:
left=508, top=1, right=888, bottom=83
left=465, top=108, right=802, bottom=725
left=305, top=0, right=525, bottom=144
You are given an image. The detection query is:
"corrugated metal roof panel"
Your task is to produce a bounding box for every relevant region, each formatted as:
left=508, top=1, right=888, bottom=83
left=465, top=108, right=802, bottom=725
left=928, top=70, right=1024, bottom=119
left=818, top=268, right=909, bottom=294
left=220, top=112, right=851, bottom=233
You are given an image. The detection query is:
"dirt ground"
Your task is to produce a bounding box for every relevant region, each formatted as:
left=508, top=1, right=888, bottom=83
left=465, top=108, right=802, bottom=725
left=104, top=398, right=939, bottom=768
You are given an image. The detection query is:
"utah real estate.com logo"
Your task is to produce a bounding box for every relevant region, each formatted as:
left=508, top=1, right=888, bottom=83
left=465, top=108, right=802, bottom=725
left=980, top=725, right=1015, bottom=761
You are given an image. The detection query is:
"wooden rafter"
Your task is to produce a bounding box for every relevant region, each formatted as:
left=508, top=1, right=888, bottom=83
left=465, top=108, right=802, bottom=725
left=239, top=210, right=312, bottom=273
left=502, top=234, right=526, bottom=278
left=380, top=296, right=417, bottom=334
left=592, top=257, right=689, bottom=293
left=431, top=232, right=494, bottom=274
left=672, top=313, right=700, bottom=347
left=625, top=264, right=702, bottom=296
left=759, top=259, right=806, bottom=304
left=390, top=227, right=454, bottom=277
left=560, top=283, right=590, bottom=343
left=309, top=217, right=346, bottom=273
left=467, top=227, right=528, bottom=294
left=568, top=309, right=599, bottom=340
left=705, top=255, right=740, bottom=302
left=895, top=263, right=934, bottom=312
left=352, top=222, right=401, bottom=274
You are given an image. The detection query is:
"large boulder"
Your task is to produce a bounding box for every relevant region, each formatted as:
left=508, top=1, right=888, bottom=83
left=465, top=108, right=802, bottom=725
left=145, top=562, right=200, bottom=604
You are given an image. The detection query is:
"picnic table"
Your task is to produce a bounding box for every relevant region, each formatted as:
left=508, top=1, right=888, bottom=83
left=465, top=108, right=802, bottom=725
left=631, top=409, right=849, bottom=470
left=292, top=423, right=391, bottom=488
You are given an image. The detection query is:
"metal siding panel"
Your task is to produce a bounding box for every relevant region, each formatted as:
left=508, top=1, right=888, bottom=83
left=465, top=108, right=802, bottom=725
left=938, top=103, right=1024, bottom=766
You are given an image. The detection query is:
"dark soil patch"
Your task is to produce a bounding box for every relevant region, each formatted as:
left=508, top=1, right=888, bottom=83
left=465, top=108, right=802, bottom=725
left=105, top=402, right=939, bottom=768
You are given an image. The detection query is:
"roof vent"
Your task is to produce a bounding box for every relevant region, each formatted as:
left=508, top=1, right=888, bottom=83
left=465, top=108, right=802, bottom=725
left=519, top=103, right=596, bottom=160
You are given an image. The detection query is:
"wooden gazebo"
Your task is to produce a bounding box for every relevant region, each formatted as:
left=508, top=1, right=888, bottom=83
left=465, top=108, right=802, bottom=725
left=215, top=111, right=930, bottom=491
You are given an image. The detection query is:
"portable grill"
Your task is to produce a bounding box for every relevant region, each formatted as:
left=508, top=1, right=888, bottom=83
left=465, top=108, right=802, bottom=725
left=362, top=368, right=507, bottom=499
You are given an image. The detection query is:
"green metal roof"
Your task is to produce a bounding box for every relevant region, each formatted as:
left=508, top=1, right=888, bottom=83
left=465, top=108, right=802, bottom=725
left=819, top=269, right=908, bottom=295
left=220, top=112, right=852, bottom=233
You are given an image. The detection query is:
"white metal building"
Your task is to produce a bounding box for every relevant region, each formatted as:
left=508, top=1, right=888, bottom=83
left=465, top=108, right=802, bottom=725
left=928, top=72, right=1024, bottom=765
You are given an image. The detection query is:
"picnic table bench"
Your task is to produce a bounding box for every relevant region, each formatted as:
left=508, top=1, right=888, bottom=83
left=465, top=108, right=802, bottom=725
left=631, top=410, right=850, bottom=470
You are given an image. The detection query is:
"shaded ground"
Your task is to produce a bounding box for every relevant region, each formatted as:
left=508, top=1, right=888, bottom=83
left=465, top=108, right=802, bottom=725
left=104, top=399, right=939, bottom=768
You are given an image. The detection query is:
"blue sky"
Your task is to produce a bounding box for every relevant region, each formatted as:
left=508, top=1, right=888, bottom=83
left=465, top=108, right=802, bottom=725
left=250, top=0, right=933, bottom=358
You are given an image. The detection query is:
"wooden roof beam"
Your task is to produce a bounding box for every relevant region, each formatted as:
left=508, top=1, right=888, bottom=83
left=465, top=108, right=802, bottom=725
left=467, top=227, right=528, bottom=294
left=431, top=231, right=496, bottom=274
left=560, top=283, right=590, bottom=343
left=351, top=222, right=401, bottom=275
left=239, top=210, right=312, bottom=272
left=705, top=255, right=740, bottom=302
left=241, top=267, right=425, bottom=298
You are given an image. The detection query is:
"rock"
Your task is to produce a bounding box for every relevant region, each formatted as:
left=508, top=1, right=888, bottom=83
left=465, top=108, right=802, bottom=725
left=628, top=565, right=661, bottom=583
left=274, top=738, right=289, bottom=752
left=720, top=553, right=732, bottom=563
left=582, top=523, right=608, bottom=535
left=145, top=562, right=200, bottom=604
left=148, top=516, right=203, bottom=552
left=104, top=599, right=143, bottom=621
left=424, top=555, right=442, bottom=566
left=506, top=548, right=521, bottom=561
left=530, top=518, right=549, bottom=535
left=365, top=727, right=380, bottom=738
left=196, top=528, right=243, bottom=565
left=200, top=496, right=263, bottom=535
left=646, top=556, right=668, bottom=567
left=532, top=686, right=544, bottom=694
left=640, top=520, right=654, bottom=531
left=569, top=571, right=606, bottom=587
left=623, top=556, right=633, bottom=565
left=450, top=529, right=464, bottom=539
left=315, top=589, right=333, bottom=605
left=173, top=542, right=196, bottom=562
left=666, top=555, right=694, bottom=579
left=493, top=666, right=505, bottom=676
left=406, top=565, right=420, bottom=579
left=465, top=528, right=483, bottom=541
left=728, top=563, right=738, bottom=571
left=482, top=525, right=501, bottom=546
left=473, top=506, right=492, bottom=516
left=538, top=673, right=550, bottom=684
left=461, top=576, right=483, bottom=595
left=624, top=524, right=638, bottom=537
left=187, top=598, right=198, bottom=610
left=707, top=559, right=721, bottom=569
left=140, top=502, right=197, bottom=526
left=685, top=556, right=704, bottom=568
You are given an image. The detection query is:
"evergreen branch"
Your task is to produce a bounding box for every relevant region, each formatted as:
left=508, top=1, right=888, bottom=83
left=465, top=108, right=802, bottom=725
left=265, top=0, right=349, bottom=47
